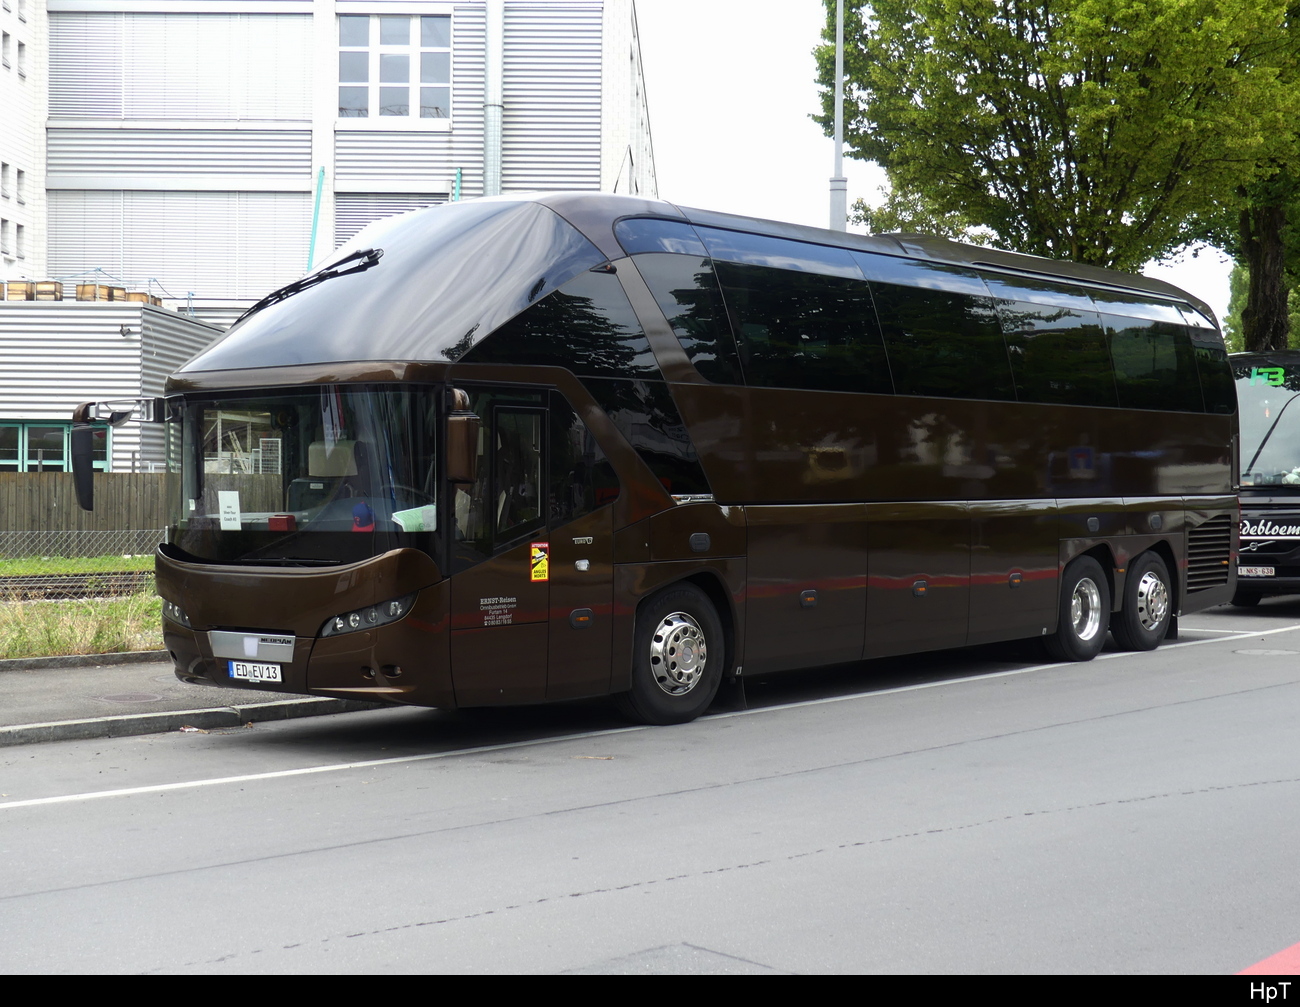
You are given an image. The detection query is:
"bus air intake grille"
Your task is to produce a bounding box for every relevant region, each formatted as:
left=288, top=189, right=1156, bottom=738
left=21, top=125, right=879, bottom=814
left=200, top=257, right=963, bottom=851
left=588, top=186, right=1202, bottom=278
left=1186, top=515, right=1233, bottom=592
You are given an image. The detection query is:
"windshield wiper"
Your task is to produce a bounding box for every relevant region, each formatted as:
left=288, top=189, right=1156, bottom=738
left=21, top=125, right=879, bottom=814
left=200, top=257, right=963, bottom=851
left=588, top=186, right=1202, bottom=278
left=1244, top=391, right=1300, bottom=478
left=232, top=247, right=384, bottom=326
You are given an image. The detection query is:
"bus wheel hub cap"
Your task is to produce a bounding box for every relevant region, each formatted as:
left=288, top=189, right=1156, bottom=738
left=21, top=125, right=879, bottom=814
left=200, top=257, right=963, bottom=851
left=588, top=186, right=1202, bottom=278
left=1072, top=578, right=1103, bottom=642
left=1135, top=571, right=1169, bottom=630
left=650, top=612, right=707, bottom=696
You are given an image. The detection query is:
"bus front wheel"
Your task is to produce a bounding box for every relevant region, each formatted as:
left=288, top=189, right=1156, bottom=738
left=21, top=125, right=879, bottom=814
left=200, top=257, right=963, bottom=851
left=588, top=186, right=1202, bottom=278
left=1045, top=556, right=1111, bottom=662
left=616, top=583, right=723, bottom=725
left=1111, top=551, right=1172, bottom=651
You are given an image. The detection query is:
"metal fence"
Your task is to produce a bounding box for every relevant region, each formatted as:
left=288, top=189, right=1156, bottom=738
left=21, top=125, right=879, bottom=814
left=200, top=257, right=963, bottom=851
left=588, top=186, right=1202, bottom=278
left=0, top=529, right=160, bottom=598
left=0, top=528, right=163, bottom=560
left=0, top=473, right=165, bottom=598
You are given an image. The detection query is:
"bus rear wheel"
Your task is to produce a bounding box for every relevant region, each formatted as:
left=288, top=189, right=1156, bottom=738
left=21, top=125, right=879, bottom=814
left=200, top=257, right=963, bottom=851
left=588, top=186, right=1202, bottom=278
left=1044, top=556, right=1111, bottom=662
left=1112, top=551, right=1172, bottom=651
left=615, top=583, right=723, bottom=725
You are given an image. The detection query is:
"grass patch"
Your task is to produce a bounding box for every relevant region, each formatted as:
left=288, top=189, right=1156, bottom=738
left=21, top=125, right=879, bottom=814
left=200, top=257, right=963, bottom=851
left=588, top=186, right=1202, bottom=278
left=0, top=554, right=155, bottom=578
left=0, top=593, right=164, bottom=659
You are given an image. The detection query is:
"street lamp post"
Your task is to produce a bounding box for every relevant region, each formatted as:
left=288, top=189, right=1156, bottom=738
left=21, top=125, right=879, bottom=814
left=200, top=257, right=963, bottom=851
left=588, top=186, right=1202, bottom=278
left=829, top=0, right=847, bottom=231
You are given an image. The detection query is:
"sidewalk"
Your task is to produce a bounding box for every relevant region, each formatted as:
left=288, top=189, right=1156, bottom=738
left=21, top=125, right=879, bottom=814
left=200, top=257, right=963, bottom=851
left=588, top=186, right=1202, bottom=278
left=0, top=651, right=380, bottom=746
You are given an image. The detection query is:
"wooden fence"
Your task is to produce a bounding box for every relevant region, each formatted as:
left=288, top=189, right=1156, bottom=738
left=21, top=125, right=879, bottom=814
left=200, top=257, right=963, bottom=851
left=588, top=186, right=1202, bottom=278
left=0, top=472, right=168, bottom=532
left=0, top=471, right=285, bottom=532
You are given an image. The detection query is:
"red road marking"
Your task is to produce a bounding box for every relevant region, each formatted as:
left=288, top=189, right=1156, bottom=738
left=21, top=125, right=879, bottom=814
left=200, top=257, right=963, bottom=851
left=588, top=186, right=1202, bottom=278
left=1240, top=941, right=1300, bottom=975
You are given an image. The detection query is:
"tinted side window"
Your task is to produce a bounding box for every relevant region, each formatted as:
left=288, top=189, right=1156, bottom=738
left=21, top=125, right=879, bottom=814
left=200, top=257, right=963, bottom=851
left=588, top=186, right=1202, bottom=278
left=713, top=261, right=892, bottom=394
left=1104, top=317, right=1203, bottom=412
left=614, top=217, right=708, bottom=256
left=996, top=300, right=1116, bottom=407
left=696, top=227, right=861, bottom=278
left=579, top=378, right=711, bottom=496
left=1190, top=329, right=1235, bottom=415
left=854, top=256, right=1014, bottom=400
left=548, top=390, right=619, bottom=521
left=982, top=273, right=1116, bottom=407
left=463, top=270, right=660, bottom=379
left=632, top=252, right=743, bottom=384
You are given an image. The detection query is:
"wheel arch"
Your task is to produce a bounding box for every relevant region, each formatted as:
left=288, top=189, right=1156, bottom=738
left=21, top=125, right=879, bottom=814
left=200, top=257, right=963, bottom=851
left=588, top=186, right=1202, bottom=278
left=1072, top=543, right=1117, bottom=612
left=634, top=570, right=738, bottom=681
left=1145, top=539, right=1180, bottom=614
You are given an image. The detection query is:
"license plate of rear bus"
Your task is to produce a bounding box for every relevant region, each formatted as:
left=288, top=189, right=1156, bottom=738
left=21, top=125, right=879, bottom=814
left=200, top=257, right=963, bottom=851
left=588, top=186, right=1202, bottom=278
left=229, top=661, right=282, bottom=683
left=1239, top=566, right=1276, bottom=577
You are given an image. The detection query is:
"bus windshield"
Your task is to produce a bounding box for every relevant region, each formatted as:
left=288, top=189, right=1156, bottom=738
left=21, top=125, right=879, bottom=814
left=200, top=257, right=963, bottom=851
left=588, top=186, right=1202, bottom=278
left=165, top=385, right=441, bottom=566
left=1235, top=361, right=1300, bottom=487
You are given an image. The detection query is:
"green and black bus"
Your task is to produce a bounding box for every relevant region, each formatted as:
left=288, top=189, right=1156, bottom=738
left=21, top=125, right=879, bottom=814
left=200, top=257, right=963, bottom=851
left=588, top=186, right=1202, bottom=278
left=73, top=193, right=1238, bottom=724
left=1231, top=351, right=1300, bottom=604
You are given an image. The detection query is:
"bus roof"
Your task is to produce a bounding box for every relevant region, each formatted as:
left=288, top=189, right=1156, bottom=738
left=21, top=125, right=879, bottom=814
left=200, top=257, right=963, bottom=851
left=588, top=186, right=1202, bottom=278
left=174, top=192, right=1216, bottom=382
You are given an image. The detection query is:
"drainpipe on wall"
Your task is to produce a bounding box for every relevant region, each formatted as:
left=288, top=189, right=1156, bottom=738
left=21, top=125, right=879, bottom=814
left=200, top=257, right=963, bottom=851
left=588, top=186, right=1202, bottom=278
left=483, top=0, right=504, bottom=197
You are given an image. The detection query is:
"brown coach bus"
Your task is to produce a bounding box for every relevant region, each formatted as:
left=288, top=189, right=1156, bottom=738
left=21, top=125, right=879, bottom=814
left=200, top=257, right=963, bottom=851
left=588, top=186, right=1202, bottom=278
left=72, top=193, right=1238, bottom=724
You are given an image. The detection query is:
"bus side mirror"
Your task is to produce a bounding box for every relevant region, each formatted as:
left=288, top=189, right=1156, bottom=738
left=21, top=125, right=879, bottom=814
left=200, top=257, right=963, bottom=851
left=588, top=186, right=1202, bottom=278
left=446, top=412, right=481, bottom=485
left=71, top=405, right=95, bottom=511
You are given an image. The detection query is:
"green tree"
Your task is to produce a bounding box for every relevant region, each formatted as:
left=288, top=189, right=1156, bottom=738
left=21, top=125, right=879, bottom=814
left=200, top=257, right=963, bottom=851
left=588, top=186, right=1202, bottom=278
left=850, top=186, right=994, bottom=244
left=1198, top=171, right=1300, bottom=351
left=816, top=0, right=1300, bottom=272
left=1223, top=261, right=1300, bottom=352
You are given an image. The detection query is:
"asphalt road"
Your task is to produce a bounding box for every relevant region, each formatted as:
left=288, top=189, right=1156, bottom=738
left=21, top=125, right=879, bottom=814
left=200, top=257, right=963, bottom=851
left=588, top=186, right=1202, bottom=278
left=3, top=600, right=1300, bottom=974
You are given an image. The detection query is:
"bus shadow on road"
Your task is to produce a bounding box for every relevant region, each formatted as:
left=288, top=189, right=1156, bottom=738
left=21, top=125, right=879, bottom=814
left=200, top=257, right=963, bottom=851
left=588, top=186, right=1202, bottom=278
left=229, top=636, right=1061, bottom=758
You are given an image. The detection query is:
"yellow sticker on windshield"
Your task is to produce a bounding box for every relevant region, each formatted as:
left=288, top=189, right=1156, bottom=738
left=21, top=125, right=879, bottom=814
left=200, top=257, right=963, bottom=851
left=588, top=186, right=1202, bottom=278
left=530, top=542, right=549, bottom=583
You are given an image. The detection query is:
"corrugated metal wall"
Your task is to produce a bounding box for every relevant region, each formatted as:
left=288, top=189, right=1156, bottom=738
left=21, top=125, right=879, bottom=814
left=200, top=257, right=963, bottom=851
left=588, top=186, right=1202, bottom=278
left=0, top=303, right=218, bottom=469
left=48, top=129, right=312, bottom=187
left=137, top=305, right=221, bottom=463
left=501, top=2, right=603, bottom=192
left=334, top=193, right=447, bottom=247
left=48, top=13, right=312, bottom=120
left=48, top=190, right=312, bottom=302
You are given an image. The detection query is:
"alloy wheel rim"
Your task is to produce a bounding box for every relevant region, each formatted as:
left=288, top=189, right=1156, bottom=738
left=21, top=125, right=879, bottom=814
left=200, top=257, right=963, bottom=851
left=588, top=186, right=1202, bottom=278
left=1071, top=577, right=1103, bottom=642
left=649, top=611, right=707, bottom=696
left=1134, top=570, right=1169, bottom=631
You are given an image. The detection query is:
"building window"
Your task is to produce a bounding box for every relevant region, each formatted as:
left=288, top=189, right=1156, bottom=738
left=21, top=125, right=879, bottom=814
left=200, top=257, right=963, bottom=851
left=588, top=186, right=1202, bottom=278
left=14, top=223, right=22, bottom=259
left=2, top=33, right=10, bottom=69
left=16, top=0, right=24, bottom=20
left=0, top=163, right=8, bottom=199
left=338, top=15, right=451, bottom=120
left=0, top=423, right=111, bottom=473
left=15, top=169, right=23, bottom=204
left=16, top=40, right=23, bottom=77
left=0, top=219, right=8, bottom=255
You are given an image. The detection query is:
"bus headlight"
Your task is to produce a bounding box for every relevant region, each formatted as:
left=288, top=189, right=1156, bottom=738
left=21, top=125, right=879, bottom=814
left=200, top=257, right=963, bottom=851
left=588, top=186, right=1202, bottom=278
left=162, top=600, right=191, bottom=628
left=320, top=593, right=417, bottom=638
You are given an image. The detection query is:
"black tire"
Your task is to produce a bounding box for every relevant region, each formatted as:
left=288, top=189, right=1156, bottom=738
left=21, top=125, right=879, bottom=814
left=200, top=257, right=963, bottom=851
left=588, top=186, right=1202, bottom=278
left=614, top=583, right=724, bottom=725
left=1044, top=556, right=1111, bottom=662
left=1232, top=590, right=1262, bottom=608
left=1111, top=551, right=1172, bottom=651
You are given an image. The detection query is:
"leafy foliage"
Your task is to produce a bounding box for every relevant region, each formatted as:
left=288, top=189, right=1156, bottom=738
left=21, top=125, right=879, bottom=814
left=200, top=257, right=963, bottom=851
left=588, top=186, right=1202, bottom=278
left=850, top=188, right=995, bottom=245
left=816, top=0, right=1300, bottom=271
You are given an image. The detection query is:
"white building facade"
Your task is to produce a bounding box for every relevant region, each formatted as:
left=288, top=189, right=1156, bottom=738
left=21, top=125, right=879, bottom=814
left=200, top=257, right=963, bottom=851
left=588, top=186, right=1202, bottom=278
left=0, top=0, right=46, bottom=280
left=39, top=0, right=655, bottom=324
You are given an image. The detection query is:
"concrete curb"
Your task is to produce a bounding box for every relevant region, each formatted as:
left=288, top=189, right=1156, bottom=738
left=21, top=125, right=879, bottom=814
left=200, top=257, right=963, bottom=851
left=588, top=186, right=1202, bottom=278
left=0, top=696, right=384, bottom=747
left=0, top=650, right=170, bottom=672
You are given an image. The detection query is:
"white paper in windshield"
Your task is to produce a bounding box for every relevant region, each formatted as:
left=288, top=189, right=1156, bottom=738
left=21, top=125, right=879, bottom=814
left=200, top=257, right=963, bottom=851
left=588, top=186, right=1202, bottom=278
left=218, top=491, right=242, bottom=531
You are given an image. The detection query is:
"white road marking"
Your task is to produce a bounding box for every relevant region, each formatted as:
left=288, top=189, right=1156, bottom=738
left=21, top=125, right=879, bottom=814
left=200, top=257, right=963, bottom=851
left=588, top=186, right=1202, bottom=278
left=4, top=621, right=1300, bottom=812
